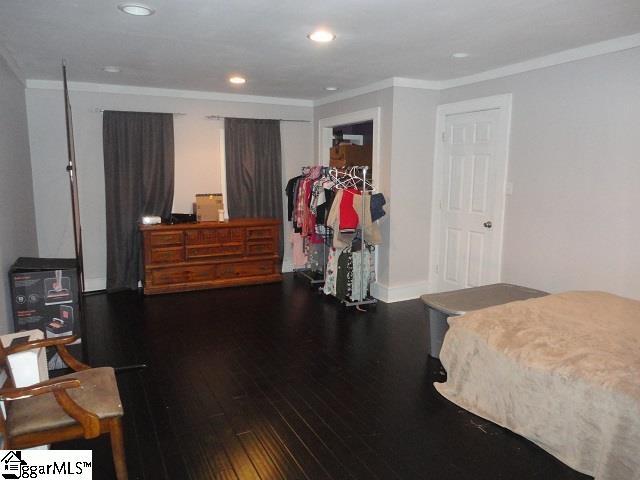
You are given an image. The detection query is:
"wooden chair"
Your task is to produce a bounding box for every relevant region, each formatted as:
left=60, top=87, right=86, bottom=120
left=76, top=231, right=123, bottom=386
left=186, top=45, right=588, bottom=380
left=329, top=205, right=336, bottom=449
left=0, top=335, right=127, bottom=480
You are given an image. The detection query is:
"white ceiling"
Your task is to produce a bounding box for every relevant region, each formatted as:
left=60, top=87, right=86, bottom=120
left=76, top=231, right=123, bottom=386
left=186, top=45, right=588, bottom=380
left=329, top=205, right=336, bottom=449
left=1, top=0, right=639, bottom=100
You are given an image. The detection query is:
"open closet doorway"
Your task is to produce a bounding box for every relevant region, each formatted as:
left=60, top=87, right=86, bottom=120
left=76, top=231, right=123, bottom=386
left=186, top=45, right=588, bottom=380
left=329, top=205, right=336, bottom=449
left=317, top=107, right=381, bottom=187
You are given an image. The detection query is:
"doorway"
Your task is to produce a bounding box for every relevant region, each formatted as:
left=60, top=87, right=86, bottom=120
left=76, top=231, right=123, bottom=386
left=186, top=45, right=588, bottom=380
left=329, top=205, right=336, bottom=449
left=429, top=95, right=512, bottom=292
left=317, top=107, right=381, bottom=186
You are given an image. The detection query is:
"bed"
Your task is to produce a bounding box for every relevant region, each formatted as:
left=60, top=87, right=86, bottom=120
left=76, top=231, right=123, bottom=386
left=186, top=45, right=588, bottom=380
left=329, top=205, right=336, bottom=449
left=434, top=291, right=640, bottom=480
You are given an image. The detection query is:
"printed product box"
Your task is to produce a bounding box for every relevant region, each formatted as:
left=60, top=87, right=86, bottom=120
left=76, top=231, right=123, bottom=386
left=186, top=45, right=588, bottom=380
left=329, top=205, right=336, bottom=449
left=9, top=257, right=83, bottom=370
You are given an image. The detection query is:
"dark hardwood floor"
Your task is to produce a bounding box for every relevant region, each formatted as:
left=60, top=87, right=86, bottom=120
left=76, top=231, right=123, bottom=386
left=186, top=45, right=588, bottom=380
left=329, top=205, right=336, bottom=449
left=56, top=274, right=590, bottom=479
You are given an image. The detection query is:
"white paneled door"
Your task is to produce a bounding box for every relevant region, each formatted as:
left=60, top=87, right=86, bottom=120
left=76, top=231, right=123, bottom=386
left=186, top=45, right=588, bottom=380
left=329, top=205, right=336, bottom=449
left=436, top=105, right=509, bottom=292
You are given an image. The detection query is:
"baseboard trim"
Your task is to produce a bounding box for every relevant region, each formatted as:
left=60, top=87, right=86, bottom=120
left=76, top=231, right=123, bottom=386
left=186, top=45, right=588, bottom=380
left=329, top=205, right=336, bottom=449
left=281, top=260, right=294, bottom=273
left=371, top=280, right=430, bottom=303
left=84, top=277, right=106, bottom=292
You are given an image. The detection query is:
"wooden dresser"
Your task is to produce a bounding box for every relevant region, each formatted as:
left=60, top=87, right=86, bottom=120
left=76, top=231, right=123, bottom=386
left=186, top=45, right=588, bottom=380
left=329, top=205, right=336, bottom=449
left=140, top=218, right=281, bottom=295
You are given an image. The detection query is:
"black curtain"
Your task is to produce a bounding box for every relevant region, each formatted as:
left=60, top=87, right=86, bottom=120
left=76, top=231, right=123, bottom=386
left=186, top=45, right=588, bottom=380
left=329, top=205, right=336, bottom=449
left=225, top=118, right=283, bottom=217
left=103, top=111, right=174, bottom=291
left=225, top=118, right=283, bottom=255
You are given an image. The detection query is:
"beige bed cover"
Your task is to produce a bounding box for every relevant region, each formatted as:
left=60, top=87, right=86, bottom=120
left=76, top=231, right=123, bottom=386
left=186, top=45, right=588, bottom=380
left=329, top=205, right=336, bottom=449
left=435, top=291, right=640, bottom=480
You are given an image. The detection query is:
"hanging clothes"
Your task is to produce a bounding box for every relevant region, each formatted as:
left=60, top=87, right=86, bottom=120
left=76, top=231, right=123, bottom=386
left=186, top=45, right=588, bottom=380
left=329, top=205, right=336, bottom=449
left=335, top=248, right=352, bottom=301
left=327, top=245, right=374, bottom=302
left=307, top=243, right=327, bottom=273
left=316, top=187, right=335, bottom=225
left=291, top=232, right=307, bottom=268
left=323, top=247, right=339, bottom=296
left=285, top=175, right=303, bottom=221
left=339, top=188, right=359, bottom=233
left=370, top=193, right=386, bottom=222
left=326, top=190, right=382, bottom=248
left=350, top=246, right=373, bottom=302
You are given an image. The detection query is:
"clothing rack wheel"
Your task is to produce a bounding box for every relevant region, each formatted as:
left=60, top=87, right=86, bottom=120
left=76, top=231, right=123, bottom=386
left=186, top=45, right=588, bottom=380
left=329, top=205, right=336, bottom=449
left=343, top=297, right=378, bottom=308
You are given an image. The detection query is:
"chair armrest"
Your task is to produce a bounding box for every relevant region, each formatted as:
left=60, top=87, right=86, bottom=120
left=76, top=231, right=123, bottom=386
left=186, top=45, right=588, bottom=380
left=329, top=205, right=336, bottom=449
left=5, top=335, right=78, bottom=355
left=0, top=377, right=81, bottom=401
left=1, top=377, right=101, bottom=439
left=6, top=335, right=90, bottom=372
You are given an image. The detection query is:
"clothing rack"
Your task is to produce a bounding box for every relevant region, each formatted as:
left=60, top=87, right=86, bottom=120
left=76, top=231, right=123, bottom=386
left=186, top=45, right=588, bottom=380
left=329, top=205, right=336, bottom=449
left=329, top=166, right=377, bottom=308
left=287, top=164, right=381, bottom=309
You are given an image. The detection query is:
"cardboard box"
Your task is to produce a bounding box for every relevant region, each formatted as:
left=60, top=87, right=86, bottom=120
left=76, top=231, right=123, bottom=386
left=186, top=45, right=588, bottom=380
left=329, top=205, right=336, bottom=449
left=196, top=193, right=224, bottom=222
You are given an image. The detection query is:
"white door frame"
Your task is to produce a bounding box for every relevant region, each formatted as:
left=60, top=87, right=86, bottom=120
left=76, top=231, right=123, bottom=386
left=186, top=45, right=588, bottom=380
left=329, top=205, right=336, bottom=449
left=428, top=94, right=513, bottom=292
left=317, top=107, right=381, bottom=185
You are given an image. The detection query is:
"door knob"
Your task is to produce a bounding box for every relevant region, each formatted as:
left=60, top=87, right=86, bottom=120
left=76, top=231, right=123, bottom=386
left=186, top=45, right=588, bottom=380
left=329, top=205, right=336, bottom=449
left=483, top=221, right=492, bottom=229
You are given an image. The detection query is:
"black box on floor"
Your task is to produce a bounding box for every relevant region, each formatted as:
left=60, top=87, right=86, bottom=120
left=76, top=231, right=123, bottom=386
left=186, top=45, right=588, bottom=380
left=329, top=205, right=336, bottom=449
left=9, top=257, right=83, bottom=370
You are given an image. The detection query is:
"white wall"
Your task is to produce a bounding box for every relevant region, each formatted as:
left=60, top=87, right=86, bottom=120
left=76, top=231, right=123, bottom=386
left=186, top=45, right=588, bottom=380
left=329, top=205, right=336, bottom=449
left=387, top=88, right=439, bottom=295
left=0, top=55, right=38, bottom=332
left=439, top=47, right=640, bottom=299
left=25, top=86, right=313, bottom=290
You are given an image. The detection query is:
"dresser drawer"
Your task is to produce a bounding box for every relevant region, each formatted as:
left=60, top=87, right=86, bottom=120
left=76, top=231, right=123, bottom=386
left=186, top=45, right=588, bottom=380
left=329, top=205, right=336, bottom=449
left=246, top=241, right=275, bottom=256
left=150, top=246, right=184, bottom=264
left=246, top=227, right=274, bottom=241
left=150, top=265, right=216, bottom=286
left=185, top=227, right=244, bottom=245
left=217, top=260, right=274, bottom=279
left=186, top=243, right=244, bottom=260
left=216, top=228, right=244, bottom=244
left=149, top=231, right=183, bottom=247
left=185, top=229, right=218, bottom=245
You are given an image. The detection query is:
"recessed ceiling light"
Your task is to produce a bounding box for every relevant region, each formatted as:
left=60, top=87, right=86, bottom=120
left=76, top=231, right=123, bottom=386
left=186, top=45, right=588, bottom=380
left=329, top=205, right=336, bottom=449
left=325, top=86, right=338, bottom=91
left=308, top=30, right=336, bottom=43
left=103, top=66, right=121, bottom=73
left=229, top=76, right=246, bottom=85
left=452, top=52, right=469, bottom=58
left=117, top=3, right=155, bottom=16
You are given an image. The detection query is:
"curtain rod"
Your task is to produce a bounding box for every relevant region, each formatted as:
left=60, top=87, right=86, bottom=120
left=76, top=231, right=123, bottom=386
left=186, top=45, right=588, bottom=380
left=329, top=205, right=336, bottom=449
left=205, top=115, right=311, bottom=123
left=95, top=108, right=186, bottom=116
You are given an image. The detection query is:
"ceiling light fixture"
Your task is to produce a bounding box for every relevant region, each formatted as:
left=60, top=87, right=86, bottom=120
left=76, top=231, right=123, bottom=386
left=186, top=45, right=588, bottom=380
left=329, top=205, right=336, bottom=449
left=452, top=52, right=469, bottom=58
left=325, top=86, right=338, bottom=91
left=103, top=66, right=121, bottom=73
left=229, top=76, right=246, bottom=85
left=117, top=3, right=155, bottom=16
left=308, top=30, right=336, bottom=43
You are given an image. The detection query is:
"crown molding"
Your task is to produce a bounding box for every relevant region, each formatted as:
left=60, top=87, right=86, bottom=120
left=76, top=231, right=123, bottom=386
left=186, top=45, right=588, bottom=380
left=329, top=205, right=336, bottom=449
left=313, top=78, right=395, bottom=107
left=391, top=77, right=443, bottom=90
left=438, top=32, right=640, bottom=89
left=314, top=77, right=442, bottom=106
left=314, top=33, right=640, bottom=104
left=25, top=79, right=314, bottom=107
